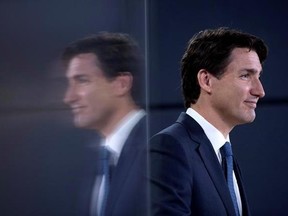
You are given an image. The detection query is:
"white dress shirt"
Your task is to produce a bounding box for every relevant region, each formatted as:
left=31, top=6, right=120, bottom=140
left=186, top=108, right=242, bottom=215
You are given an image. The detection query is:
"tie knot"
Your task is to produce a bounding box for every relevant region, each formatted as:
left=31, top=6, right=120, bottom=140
left=221, top=142, right=233, bottom=157
left=99, top=145, right=110, bottom=161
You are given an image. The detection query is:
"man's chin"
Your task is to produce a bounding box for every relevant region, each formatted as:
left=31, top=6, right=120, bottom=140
left=73, top=118, right=97, bottom=130
left=241, top=114, right=256, bottom=124
left=73, top=117, right=87, bottom=128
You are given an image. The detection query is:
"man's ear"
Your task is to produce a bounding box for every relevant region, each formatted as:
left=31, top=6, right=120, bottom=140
left=197, top=69, right=212, bottom=93
left=113, top=72, right=133, bottom=96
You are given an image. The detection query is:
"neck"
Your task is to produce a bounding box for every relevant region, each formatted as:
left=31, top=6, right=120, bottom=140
left=99, top=100, right=139, bottom=137
left=190, top=104, right=233, bottom=138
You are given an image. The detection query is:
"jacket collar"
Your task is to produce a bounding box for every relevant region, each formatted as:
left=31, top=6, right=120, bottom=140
left=176, top=112, right=239, bottom=216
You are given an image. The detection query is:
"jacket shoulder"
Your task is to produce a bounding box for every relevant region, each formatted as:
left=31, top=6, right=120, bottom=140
left=151, top=121, right=198, bottom=150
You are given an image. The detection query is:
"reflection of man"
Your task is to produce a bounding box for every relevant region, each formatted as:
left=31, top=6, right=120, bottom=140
left=62, top=32, right=147, bottom=216
left=150, top=27, right=268, bottom=216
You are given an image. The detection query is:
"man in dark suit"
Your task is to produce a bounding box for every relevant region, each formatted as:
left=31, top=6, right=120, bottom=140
left=62, top=32, right=148, bottom=216
left=150, top=27, right=268, bottom=215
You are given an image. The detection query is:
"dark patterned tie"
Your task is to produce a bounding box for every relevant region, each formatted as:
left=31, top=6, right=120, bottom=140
left=221, top=142, right=240, bottom=216
left=100, top=146, right=110, bottom=216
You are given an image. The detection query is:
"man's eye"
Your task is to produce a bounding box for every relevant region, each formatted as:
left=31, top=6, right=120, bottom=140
left=78, top=78, right=89, bottom=83
left=75, top=76, right=90, bottom=83
left=240, top=74, right=249, bottom=79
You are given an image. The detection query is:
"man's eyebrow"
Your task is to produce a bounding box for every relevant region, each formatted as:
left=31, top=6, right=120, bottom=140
left=73, top=74, right=89, bottom=79
left=241, top=68, right=263, bottom=75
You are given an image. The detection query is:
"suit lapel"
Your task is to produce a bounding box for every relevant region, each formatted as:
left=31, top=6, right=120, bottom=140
left=177, top=113, right=237, bottom=215
left=234, top=158, right=251, bottom=216
left=107, top=137, right=139, bottom=204
left=105, top=116, right=146, bottom=214
left=198, top=139, right=236, bottom=215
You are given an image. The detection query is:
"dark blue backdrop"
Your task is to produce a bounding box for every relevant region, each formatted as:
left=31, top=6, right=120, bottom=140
left=0, top=0, right=287, bottom=215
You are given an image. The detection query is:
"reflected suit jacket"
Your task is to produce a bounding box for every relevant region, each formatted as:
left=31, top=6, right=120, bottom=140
left=150, top=112, right=251, bottom=216
left=78, top=116, right=148, bottom=216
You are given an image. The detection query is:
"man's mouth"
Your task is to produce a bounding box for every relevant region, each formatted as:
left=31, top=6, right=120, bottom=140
left=244, top=100, right=257, bottom=108
left=71, top=106, right=85, bottom=113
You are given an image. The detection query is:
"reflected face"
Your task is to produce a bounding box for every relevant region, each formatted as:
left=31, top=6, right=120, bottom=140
left=210, top=48, right=265, bottom=127
left=63, top=53, right=117, bottom=131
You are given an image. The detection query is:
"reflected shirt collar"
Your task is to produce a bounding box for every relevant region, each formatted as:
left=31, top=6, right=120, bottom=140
left=102, top=109, right=145, bottom=164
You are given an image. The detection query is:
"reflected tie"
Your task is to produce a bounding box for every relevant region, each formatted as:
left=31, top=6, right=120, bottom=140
left=100, top=146, right=110, bottom=216
left=221, top=142, right=240, bottom=216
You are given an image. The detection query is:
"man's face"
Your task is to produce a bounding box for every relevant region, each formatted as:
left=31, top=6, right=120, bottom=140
left=209, top=48, right=265, bottom=127
left=64, top=53, right=117, bottom=131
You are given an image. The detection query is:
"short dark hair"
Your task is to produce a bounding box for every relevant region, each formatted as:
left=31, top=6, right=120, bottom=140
left=62, top=32, right=144, bottom=104
left=181, top=27, right=268, bottom=108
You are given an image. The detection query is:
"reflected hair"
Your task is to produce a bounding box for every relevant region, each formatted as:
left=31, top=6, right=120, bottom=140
left=62, top=32, right=144, bottom=104
left=62, top=32, right=142, bottom=79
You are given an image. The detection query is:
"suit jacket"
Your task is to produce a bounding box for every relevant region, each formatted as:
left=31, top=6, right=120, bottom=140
left=78, top=116, right=148, bottom=216
left=150, top=112, right=250, bottom=216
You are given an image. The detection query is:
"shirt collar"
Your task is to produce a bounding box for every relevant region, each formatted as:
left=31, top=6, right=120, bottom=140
left=102, top=109, right=145, bottom=164
left=186, top=108, right=230, bottom=162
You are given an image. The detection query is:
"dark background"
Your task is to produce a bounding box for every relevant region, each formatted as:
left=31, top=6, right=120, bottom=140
left=148, top=1, right=288, bottom=215
left=0, top=0, right=287, bottom=215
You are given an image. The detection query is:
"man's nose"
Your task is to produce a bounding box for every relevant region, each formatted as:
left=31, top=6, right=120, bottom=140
left=252, top=78, right=265, bottom=98
left=63, top=85, right=77, bottom=105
